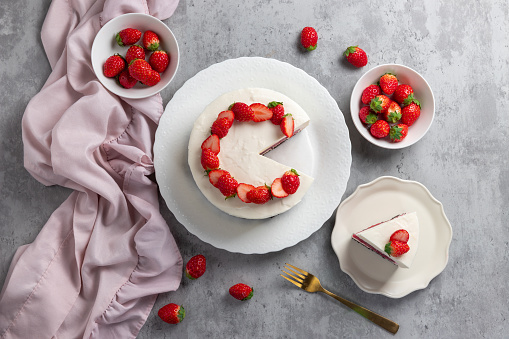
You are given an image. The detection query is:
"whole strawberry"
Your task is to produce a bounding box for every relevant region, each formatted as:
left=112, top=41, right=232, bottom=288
left=128, top=59, right=152, bottom=81
left=117, top=69, right=137, bottom=89
left=268, top=101, right=285, bottom=125
left=229, top=283, right=253, bottom=301
left=393, top=84, right=414, bottom=105
left=300, top=26, right=318, bottom=51
left=125, top=45, right=145, bottom=64
left=379, top=73, right=398, bottom=95
left=389, top=123, right=409, bottom=142
left=201, top=148, right=219, bottom=170
left=361, top=84, right=381, bottom=105
left=143, top=30, right=160, bottom=51
left=359, top=106, right=377, bottom=125
left=185, top=254, right=206, bottom=279
left=343, top=46, right=368, bottom=68
left=370, top=120, right=390, bottom=139
left=149, top=50, right=170, bottom=73
left=229, top=102, right=254, bottom=122
left=281, top=169, right=300, bottom=194
left=369, top=95, right=391, bottom=114
left=103, top=54, right=126, bottom=78
left=401, top=102, right=421, bottom=126
left=211, top=117, right=231, bottom=138
left=158, top=303, right=185, bottom=324
left=217, top=173, right=239, bottom=198
left=142, top=69, right=161, bottom=86
left=246, top=185, right=272, bottom=204
left=116, top=28, right=142, bottom=46
left=383, top=101, right=402, bottom=123
left=384, top=240, right=410, bottom=257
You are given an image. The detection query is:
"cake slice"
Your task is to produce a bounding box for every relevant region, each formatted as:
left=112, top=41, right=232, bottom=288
left=352, top=212, right=419, bottom=268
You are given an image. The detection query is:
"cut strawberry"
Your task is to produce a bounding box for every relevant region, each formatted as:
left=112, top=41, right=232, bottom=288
left=208, top=169, right=228, bottom=187
left=271, top=178, right=289, bottom=198
left=390, top=229, right=409, bottom=243
left=280, top=114, right=294, bottom=138
left=217, top=110, right=234, bottom=128
left=201, top=134, right=220, bottom=154
left=237, top=183, right=255, bottom=203
left=250, top=103, right=273, bottom=122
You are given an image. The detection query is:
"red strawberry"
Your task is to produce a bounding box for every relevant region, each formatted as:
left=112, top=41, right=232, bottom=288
left=142, top=30, right=160, bottom=51
left=229, top=102, right=254, bottom=122
left=201, top=134, right=220, bottom=154
left=268, top=101, right=285, bottom=125
left=217, top=173, right=239, bottom=198
left=300, top=26, right=318, bottom=51
left=208, top=169, right=228, bottom=187
left=246, top=185, right=272, bottom=204
left=211, top=117, right=231, bottom=138
left=237, top=183, right=255, bottom=203
left=343, top=46, right=368, bottom=68
left=384, top=240, right=410, bottom=257
left=361, top=84, right=382, bottom=105
left=185, top=254, right=206, bottom=279
left=281, top=169, right=300, bottom=194
left=383, top=101, right=402, bottom=123
left=158, top=303, right=185, bottom=324
left=393, top=84, right=414, bottom=105
left=271, top=178, right=289, bottom=198
left=217, top=110, right=234, bottom=128
left=390, top=229, right=410, bottom=243
left=201, top=148, right=219, bottom=170
left=379, top=73, right=398, bottom=95
left=142, top=69, right=161, bottom=86
left=370, top=120, right=390, bottom=138
left=117, top=69, right=137, bottom=89
left=149, top=50, right=170, bottom=73
left=250, top=103, right=273, bottom=122
left=116, top=28, right=141, bottom=46
left=401, top=102, right=421, bottom=126
left=229, top=283, right=253, bottom=301
left=280, top=114, right=294, bottom=138
left=125, top=45, right=145, bottom=64
left=389, top=123, right=409, bottom=142
left=369, top=95, right=391, bottom=114
left=103, top=54, right=126, bottom=78
left=359, top=106, right=377, bottom=125
left=128, top=59, right=152, bottom=82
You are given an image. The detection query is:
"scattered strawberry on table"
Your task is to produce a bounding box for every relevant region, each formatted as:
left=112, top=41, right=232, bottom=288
left=103, top=27, right=171, bottom=88
left=358, top=72, right=422, bottom=143
left=229, top=283, right=254, bottom=301
left=300, top=26, right=318, bottom=51
left=185, top=254, right=207, bottom=280
left=158, top=303, right=185, bottom=324
left=343, top=45, right=368, bottom=67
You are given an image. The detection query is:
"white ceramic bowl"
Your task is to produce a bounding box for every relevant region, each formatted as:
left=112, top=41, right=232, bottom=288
left=350, top=64, right=435, bottom=149
left=91, top=13, right=179, bottom=99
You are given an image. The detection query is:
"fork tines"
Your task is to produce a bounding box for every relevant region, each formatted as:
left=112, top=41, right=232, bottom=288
left=280, top=263, right=307, bottom=287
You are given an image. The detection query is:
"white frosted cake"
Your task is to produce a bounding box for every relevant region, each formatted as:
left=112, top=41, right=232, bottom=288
left=188, top=88, right=314, bottom=219
left=352, top=212, right=419, bottom=268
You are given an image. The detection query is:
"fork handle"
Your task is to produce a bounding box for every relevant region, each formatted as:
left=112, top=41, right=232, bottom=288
left=321, top=288, right=399, bottom=334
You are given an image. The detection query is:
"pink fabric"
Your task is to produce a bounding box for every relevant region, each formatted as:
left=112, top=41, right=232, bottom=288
left=0, top=0, right=182, bottom=338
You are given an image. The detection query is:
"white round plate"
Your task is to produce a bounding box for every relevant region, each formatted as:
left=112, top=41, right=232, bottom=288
left=154, top=57, right=352, bottom=254
left=91, top=13, right=179, bottom=99
left=350, top=64, right=435, bottom=149
left=331, top=176, right=452, bottom=298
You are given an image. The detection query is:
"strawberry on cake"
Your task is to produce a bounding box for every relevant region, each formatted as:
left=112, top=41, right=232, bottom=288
left=352, top=212, right=419, bottom=268
left=188, top=88, right=314, bottom=219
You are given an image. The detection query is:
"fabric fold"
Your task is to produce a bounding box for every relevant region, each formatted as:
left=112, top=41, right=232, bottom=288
left=0, top=0, right=181, bottom=338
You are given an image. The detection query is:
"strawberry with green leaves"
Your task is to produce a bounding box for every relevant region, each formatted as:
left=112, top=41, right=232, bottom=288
left=383, top=101, right=402, bottom=123
left=359, top=106, right=377, bottom=125
left=158, top=303, right=185, bottom=324
left=390, top=124, right=409, bottom=142
left=268, top=101, right=285, bottom=125
left=361, top=84, right=382, bottom=105
left=300, top=27, right=318, bottom=51
left=369, top=95, right=391, bottom=114
left=229, top=283, right=253, bottom=301
left=281, top=169, right=300, bottom=194
left=185, top=254, right=206, bottom=279
left=142, top=30, right=160, bottom=51
left=385, top=240, right=410, bottom=257
left=116, top=28, right=141, bottom=46
left=393, top=84, right=414, bottom=105
left=379, top=73, right=398, bottom=95
left=343, top=46, right=368, bottom=68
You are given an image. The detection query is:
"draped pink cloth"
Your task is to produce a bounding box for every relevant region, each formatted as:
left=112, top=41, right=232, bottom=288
left=0, top=0, right=182, bottom=338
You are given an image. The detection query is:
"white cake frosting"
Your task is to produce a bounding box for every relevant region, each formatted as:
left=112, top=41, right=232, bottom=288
left=188, top=88, right=314, bottom=219
left=353, top=212, right=419, bottom=268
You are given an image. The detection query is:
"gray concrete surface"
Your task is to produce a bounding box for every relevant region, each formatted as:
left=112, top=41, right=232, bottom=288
left=1, top=0, right=508, bottom=338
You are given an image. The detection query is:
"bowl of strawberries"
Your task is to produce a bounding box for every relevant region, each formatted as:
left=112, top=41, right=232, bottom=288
left=91, top=13, right=179, bottom=99
left=350, top=64, right=435, bottom=149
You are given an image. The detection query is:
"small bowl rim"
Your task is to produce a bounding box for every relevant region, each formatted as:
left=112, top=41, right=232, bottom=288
left=350, top=63, right=435, bottom=149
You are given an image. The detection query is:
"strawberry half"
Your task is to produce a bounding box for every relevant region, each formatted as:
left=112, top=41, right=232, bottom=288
left=280, top=114, right=294, bottom=138
left=158, top=303, right=185, bottom=324
left=201, top=134, right=220, bottom=154
left=229, top=283, right=253, bottom=301
left=390, top=229, right=410, bottom=243
left=250, top=103, right=273, bottom=122
left=185, top=254, right=206, bottom=279
left=237, top=183, right=255, bottom=203
left=208, top=169, right=229, bottom=187
left=271, top=178, right=289, bottom=198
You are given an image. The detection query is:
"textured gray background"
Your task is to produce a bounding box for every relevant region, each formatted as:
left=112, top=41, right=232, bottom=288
left=1, top=0, right=508, bottom=338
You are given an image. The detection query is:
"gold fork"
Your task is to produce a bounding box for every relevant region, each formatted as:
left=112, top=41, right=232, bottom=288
left=281, top=263, right=399, bottom=334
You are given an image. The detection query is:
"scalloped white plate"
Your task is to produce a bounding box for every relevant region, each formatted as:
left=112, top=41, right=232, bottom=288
left=331, top=176, right=452, bottom=298
left=154, top=57, right=352, bottom=254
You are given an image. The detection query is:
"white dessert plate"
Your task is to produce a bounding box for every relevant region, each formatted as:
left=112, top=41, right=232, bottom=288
left=350, top=64, right=435, bottom=149
left=331, top=176, right=452, bottom=298
left=91, top=13, right=179, bottom=99
left=154, top=57, right=352, bottom=254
